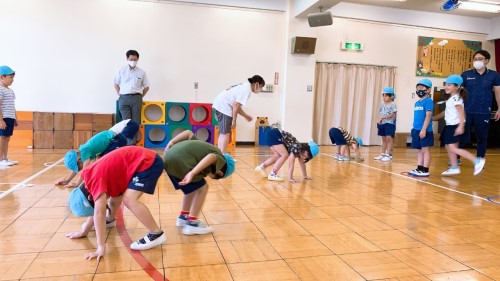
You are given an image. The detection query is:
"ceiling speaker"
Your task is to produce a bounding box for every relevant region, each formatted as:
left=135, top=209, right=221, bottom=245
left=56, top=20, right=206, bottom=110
left=308, top=11, right=333, bottom=27
left=291, top=37, right=317, bottom=54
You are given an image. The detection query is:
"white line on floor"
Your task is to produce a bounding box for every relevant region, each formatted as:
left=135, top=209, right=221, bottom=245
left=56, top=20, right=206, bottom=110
left=321, top=153, right=488, bottom=202
left=0, top=158, right=64, bottom=200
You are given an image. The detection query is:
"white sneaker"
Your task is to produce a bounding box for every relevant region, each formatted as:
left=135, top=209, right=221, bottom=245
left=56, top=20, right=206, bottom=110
left=0, top=160, right=14, bottom=166
left=334, top=154, right=341, bottom=160
left=268, top=173, right=284, bottom=182
left=338, top=156, right=350, bottom=161
left=407, top=169, right=419, bottom=176
left=6, top=159, right=18, bottom=165
left=130, top=232, right=166, bottom=250
left=182, top=220, right=213, bottom=235
left=413, top=170, right=429, bottom=177
left=441, top=168, right=461, bottom=176
left=176, top=216, right=187, bottom=227
left=380, top=155, right=391, bottom=162
left=374, top=154, right=385, bottom=160
left=255, top=165, right=267, bottom=177
left=473, top=158, right=486, bottom=176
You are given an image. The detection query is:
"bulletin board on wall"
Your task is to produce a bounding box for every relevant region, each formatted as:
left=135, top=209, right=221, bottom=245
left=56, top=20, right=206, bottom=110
left=416, top=36, right=482, bottom=78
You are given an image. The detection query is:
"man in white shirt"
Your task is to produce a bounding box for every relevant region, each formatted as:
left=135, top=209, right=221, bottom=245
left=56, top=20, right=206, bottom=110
left=114, top=50, right=150, bottom=142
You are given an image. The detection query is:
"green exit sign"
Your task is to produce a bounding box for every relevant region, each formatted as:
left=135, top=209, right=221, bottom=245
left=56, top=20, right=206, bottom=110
left=341, top=41, right=363, bottom=51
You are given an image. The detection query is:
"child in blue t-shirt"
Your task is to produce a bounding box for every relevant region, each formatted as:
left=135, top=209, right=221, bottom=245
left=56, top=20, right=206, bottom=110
left=408, top=79, right=434, bottom=177
left=375, top=87, right=397, bottom=162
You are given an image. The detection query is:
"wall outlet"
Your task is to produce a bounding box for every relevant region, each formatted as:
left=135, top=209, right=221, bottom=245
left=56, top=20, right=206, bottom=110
left=194, top=82, right=198, bottom=89
left=307, top=85, right=313, bottom=92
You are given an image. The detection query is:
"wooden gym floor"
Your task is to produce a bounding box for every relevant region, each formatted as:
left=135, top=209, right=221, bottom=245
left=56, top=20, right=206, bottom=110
left=0, top=145, right=499, bottom=281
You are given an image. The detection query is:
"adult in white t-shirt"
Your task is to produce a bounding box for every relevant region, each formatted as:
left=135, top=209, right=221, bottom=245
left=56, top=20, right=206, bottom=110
left=212, top=75, right=265, bottom=153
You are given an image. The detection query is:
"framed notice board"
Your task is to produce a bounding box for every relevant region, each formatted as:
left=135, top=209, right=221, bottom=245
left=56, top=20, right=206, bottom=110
left=416, top=36, right=482, bottom=78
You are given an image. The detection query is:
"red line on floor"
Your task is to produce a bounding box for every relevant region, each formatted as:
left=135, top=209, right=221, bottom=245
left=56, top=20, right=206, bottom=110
left=116, top=205, right=168, bottom=281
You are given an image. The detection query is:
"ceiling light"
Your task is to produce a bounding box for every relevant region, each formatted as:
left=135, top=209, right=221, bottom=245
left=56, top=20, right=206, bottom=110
left=459, top=1, right=500, bottom=13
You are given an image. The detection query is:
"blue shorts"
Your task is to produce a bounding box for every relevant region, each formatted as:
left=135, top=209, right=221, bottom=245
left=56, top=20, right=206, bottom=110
left=265, top=128, right=283, bottom=146
left=329, top=128, right=346, bottom=145
left=411, top=129, right=434, bottom=149
left=167, top=173, right=207, bottom=195
left=99, top=134, right=128, bottom=157
left=441, top=125, right=462, bottom=145
left=377, top=123, right=396, bottom=136
left=128, top=155, right=164, bottom=195
left=122, top=120, right=139, bottom=139
left=0, top=118, right=15, bottom=137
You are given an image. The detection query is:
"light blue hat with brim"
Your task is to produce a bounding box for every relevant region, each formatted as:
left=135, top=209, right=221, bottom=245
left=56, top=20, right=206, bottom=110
left=222, top=153, right=235, bottom=178
left=64, top=150, right=79, bottom=173
left=68, top=186, right=94, bottom=217
left=355, top=137, right=363, bottom=147
left=0, top=66, right=15, bottom=76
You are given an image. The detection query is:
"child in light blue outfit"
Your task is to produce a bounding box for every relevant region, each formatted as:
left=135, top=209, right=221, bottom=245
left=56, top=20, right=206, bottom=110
left=375, top=87, right=397, bottom=162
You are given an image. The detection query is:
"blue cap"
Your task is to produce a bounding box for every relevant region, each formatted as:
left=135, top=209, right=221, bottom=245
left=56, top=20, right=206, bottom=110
left=355, top=137, right=363, bottom=147
left=0, top=66, right=15, bottom=76
left=417, top=78, right=432, bottom=88
left=222, top=153, right=235, bottom=178
left=68, top=186, right=94, bottom=217
left=308, top=141, right=319, bottom=158
left=444, top=74, right=463, bottom=86
left=382, top=87, right=394, bottom=95
left=64, top=150, right=79, bottom=173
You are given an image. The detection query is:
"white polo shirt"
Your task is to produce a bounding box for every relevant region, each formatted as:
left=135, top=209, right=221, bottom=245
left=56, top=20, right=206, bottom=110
left=114, top=65, right=150, bottom=95
left=212, top=82, right=252, bottom=117
left=445, top=94, right=464, bottom=126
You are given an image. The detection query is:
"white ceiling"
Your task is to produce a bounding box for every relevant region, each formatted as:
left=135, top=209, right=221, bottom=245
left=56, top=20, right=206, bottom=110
left=297, top=0, right=500, bottom=19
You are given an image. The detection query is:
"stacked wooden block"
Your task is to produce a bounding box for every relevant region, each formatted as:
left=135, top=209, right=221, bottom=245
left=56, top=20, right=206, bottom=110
left=9, top=111, right=33, bottom=148
left=33, top=112, right=74, bottom=149
left=139, top=101, right=235, bottom=149
left=25, top=112, right=113, bottom=149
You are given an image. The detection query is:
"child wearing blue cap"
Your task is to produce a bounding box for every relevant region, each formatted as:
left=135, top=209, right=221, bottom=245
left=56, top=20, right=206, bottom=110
left=163, top=130, right=235, bottom=235
left=408, top=78, right=434, bottom=177
left=255, top=128, right=319, bottom=183
left=56, top=120, right=139, bottom=188
left=375, top=87, right=397, bottom=162
left=0, top=66, right=18, bottom=166
left=328, top=127, right=363, bottom=162
left=67, top=146, right=165, bottom=260
left=434, top=74, right=485, bottom=176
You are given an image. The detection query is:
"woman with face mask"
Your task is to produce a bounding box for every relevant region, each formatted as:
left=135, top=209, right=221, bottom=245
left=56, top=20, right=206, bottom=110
left=113, top=50, right=150, bottom=143
left=459, top=50, right=500, bottom=164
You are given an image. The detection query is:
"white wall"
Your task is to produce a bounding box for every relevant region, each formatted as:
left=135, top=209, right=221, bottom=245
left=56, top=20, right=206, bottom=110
left=1, top=0, right=285, bottom=142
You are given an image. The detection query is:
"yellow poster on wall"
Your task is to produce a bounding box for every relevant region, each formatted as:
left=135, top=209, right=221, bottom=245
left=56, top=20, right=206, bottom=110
left=416, top=36, right=482, bottom=78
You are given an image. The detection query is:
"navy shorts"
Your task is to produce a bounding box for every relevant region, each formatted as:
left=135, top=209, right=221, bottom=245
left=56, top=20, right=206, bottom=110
left=0, top=118, right=15, bottom=137
left=265, top=128, right=283, bottom=146
left=122, top=120, right=139, bottom=139
left=377, top=123, right=396, bottom=136
left=99, top=134, right=128, bottom=157
left=167, top=173, right=207, bottom=195
left=411, top=129, right=434, bottom=149
left=128, top=155, right=164, bottom=194
left=214, top=109, right=233, bottom=134
left=329, top=128, right=347, bottom=145
left=441, top=125, right=462, bottom=145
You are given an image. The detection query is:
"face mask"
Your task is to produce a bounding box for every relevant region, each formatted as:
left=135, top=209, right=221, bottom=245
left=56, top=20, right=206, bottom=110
left=416, top=90, right=427, bottom=98
left=473, top=60, right=484, bottom=70
left=128, top=60, right=137, bottom=68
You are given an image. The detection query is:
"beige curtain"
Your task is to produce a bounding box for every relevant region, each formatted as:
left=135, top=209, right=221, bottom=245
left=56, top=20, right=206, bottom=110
left=313, top=63, right=396, bottom=145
